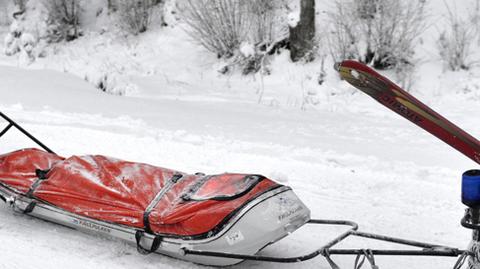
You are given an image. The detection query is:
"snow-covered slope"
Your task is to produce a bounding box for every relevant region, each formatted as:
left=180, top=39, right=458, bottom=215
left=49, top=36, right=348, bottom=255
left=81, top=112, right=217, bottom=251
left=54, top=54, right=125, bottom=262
left=1, top=62, right=479, bottom=269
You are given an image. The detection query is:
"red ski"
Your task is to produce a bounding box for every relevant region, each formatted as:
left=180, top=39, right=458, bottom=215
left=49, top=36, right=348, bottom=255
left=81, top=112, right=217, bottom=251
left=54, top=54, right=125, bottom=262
left=336, top=60, right=480, bottom=165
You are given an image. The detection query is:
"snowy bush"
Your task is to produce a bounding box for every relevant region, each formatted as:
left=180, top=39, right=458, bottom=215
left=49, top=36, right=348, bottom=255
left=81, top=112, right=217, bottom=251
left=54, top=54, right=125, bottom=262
left=84, top=66, right=138, bottom=96
left=20, top=32, right=35, bottom=54
left=438, top=3, right=478, bottom=71
left=242, top=1, right=289, bottom=74
left=182, top=0, right=288, bottom=58
left=43, top=0, right=82, bottom=42
left=181, top=0, right=288, bottom=74
left=327, top=2, right=359, bottom=62
left=248, top=1, right=289, bottom=50
left=115, top=0, right=164, bottom=35
left=3, top=11, right=37, bottom=64
left=329, top=0, right=426, bottom=70
left=181, top=0, right=249, bottom=58
left=4, top=20, right=22, bottom=56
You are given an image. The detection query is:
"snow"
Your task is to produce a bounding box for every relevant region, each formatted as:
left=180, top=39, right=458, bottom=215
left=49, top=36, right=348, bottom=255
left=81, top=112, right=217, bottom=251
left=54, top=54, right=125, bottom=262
left=0, top=63, right=477, bottom=269
left=240, top=42, right=255, bottom=58
left=0, top=0, right=480, bottom=268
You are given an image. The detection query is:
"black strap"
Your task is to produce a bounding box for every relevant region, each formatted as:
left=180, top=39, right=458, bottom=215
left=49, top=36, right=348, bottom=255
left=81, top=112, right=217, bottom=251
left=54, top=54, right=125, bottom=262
left=136, top=173, right=183, bottom=254
left=143, top=173, right=183, bottom=234
left=135, top=231, right=163, bottom=255
left=22, top=169, right=50, bottom=214
left=35, top=169, right=50, bottom=180
left=25, top=169, right=50, bottom=198
left=143, top=211, right=153, bottom=234
left=23, top=201, right=37, bottom=214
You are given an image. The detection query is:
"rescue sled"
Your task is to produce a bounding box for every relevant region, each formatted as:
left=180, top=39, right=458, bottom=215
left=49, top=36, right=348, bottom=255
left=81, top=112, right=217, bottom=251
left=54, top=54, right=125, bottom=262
left=1, top=149, right=315, bottom=266
left=0, top=115, right=312, bottom=266
left=2, top=59, right=480, bottom=268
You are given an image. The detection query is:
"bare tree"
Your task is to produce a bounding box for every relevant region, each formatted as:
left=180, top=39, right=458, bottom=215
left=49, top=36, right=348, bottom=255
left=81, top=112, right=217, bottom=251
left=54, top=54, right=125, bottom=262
left=289, top=0, right=315, bottom=62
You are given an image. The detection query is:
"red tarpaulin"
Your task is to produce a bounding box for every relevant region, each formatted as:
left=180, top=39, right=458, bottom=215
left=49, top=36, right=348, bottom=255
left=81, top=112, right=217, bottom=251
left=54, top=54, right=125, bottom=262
left=0, top=149, right=280, bottom=237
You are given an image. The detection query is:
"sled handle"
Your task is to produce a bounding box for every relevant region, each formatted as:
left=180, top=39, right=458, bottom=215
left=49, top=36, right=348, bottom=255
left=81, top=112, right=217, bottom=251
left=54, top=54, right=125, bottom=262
left=0, top=111, right=55, bottom=154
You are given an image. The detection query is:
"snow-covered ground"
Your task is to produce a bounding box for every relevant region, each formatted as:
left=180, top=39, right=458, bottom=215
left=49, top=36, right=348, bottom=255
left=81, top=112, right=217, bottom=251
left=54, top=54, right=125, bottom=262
left=1, top=62, right=479, bottom=269
left=1, top=0, right=480, bottom=268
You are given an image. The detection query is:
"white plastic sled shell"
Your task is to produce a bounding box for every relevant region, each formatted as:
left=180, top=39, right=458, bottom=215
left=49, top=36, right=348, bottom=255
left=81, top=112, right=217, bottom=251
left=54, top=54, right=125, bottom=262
left=0, top=184, right=310, bottom=266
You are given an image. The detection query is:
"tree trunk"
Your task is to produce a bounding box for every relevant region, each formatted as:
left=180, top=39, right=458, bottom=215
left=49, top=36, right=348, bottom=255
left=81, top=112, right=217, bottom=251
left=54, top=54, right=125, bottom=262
left=289, top=0, right=315, bottom=62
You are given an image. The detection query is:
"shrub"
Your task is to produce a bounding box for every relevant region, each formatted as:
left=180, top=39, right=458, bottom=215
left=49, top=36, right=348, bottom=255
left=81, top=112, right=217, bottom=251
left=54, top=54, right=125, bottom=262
left=4, top=16, right=37, bottom=64
left=438, top=2, right=478, bottom=71
left=182, top=0, right=288, bottom=57
left=248, top=0, right=288, bottom=48
left=329, top=0, right=426, bottom=70
left=327, top=1, right=360, bottom=62
left=43, top=0, right=82, bottom=42
left=181, top=0, right=289, bottom=75
left=181, top=0, right=249, bottom=58
left=116, top=0, right=157, bottom=35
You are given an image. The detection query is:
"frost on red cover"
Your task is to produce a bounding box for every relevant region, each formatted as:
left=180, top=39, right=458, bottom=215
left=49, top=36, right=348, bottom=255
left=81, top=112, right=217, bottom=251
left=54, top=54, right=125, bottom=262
left=1, top=149, right=281, bottom=237
left=34, top=155, right=177, bottom=228
left=0, top=148, right=64, bottom=194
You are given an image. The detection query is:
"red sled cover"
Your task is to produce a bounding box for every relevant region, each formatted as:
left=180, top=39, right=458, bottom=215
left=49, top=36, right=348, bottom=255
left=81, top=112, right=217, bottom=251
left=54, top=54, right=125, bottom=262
left=0, top=148, right=281, bottom=237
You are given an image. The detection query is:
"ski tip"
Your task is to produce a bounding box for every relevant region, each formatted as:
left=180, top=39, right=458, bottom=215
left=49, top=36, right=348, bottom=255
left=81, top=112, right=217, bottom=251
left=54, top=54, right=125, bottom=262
left=336, top=60, right=361, bottom=82
left=335, top=60, right=370, bottom=85
left=333, top=62, right=341, bottom=72
left=336, top=60, right=394, bottom=85
left=335, top=60, right=393, bottom=98
left=335, top=60, right=378, bottom=77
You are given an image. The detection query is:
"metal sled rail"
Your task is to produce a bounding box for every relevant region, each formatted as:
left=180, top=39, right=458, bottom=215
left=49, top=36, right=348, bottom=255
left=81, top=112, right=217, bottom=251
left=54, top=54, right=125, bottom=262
left=183, top=219, right=470, bottom=264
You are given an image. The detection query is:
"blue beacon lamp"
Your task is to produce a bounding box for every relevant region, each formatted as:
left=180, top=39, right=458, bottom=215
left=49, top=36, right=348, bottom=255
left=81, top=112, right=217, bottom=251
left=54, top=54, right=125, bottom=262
left=461, top=170, right=480, bottom=266
left=462, top=170, right=480, bottom=221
